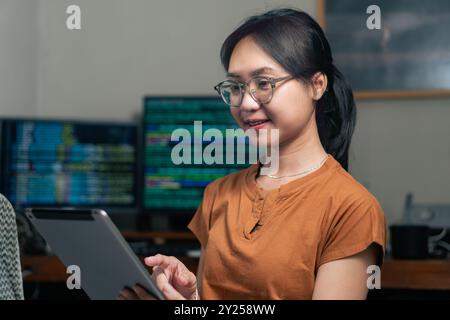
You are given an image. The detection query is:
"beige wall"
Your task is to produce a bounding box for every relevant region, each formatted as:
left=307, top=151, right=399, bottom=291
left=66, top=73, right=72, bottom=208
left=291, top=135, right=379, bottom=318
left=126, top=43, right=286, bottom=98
left=350, top=97, right=450, bottom=225
left=0, top=0, right=38, bottom=116
left=1, top=0, right=449, bottom=225
left=34, top=0, right=315, bottom=121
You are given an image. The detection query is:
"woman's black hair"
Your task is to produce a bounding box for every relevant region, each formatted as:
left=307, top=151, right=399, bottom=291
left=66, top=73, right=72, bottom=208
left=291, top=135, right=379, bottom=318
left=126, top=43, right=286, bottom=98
left=220, top=8, right=356, bottom=171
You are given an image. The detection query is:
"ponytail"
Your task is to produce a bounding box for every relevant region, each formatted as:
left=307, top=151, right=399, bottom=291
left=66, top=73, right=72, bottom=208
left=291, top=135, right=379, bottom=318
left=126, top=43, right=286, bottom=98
left=316, top=65, right=356, bottom=171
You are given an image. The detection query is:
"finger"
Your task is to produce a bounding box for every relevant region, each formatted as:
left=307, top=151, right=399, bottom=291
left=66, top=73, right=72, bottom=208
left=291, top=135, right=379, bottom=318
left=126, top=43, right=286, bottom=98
left=119, top=287, right=138, bottom=300
left=152, top=266, right=171, bottom=292
left=162, top=283, right=186, bottom=300
left=172, top=257, right=195, bottom=280
left=145, top=254, right=173, bottom=269
left=174, top=264, right=196, bottom=290
left=173, top=267, right=187, bottom=286
left=148, top=255, right=186, bottom=286
left=133, top=284, right=157, bottom=300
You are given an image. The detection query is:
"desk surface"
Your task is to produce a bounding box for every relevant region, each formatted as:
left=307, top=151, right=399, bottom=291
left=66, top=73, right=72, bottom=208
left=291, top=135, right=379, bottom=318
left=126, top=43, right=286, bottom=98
left=381, top=259, right=450, bottom=290
left=21, top=255, right=450, bottom=290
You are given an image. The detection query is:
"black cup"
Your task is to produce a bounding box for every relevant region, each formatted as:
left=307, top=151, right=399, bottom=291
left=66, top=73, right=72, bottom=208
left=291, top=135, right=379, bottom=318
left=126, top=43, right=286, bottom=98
left=390, top=225, right=429, bottom=259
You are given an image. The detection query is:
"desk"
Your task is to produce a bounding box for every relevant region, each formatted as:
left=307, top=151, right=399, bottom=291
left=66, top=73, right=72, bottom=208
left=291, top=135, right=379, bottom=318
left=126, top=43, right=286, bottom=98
left=20, top=231, right=450, bottom=290
left=380, top=259, right=450, bottom=290
left=21, top=255, right=450, bottom=290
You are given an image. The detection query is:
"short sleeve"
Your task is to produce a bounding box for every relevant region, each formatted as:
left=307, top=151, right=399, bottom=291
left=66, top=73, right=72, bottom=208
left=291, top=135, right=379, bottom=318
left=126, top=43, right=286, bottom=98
left=318, top=196, right=387, bottom=269
left=187, top=182, right=216, bottom=248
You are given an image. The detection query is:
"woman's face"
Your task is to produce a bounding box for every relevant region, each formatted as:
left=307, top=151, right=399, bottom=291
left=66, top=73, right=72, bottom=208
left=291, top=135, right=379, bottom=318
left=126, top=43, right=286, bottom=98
left=227, top=36, right=323, bottom=148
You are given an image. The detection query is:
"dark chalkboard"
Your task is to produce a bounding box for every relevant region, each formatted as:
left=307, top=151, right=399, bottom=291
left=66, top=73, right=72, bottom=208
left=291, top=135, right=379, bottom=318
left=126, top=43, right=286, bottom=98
left=320, top=0, right=450, bottom=98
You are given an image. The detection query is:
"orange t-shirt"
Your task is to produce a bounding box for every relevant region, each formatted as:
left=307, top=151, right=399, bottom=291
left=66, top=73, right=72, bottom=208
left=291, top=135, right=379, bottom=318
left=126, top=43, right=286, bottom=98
left=187, top=154, right=386, bottom=299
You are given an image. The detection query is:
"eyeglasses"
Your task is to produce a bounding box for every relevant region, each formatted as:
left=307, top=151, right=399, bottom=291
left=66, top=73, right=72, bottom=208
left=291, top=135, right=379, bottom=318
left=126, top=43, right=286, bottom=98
left=214, top=75, right=294, bottom=107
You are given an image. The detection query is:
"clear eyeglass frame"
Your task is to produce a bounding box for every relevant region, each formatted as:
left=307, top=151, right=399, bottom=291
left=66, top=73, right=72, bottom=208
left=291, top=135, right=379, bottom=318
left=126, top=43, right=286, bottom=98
left=214, top=75, right=294, bottom=107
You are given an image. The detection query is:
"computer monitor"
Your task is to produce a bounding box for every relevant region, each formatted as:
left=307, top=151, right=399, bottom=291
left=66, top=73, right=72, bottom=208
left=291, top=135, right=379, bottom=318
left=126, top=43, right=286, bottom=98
left=0, top=118, right=138, bottom=214
left=143, top=96, right=249, bottom=217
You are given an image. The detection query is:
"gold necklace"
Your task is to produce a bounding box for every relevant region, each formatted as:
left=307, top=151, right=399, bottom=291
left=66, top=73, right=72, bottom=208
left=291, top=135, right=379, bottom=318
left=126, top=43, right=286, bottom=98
left=263, top=155, right=329, bottom=179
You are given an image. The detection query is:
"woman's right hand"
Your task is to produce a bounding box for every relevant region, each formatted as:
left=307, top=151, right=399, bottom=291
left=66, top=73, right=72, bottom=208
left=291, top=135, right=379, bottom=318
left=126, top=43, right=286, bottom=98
left=145, top=254, right=198, bottom=300
left=118, top=254, right=199, bottom=300
left=146, top=254, right=198, bottom=300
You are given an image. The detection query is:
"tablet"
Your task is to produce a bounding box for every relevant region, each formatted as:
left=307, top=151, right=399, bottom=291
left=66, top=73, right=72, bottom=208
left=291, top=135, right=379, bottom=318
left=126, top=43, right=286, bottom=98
left=25, top=208, right=164, bottom=300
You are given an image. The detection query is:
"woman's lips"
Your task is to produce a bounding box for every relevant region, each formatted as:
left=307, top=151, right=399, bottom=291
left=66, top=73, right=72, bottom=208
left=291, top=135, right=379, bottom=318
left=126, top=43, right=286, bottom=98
left=245, top=119, right=270, bottom=130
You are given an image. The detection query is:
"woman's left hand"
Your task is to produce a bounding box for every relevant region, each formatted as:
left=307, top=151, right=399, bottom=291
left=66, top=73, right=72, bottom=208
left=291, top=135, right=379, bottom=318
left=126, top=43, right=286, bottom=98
left=118, top=284, right=157, bottom=300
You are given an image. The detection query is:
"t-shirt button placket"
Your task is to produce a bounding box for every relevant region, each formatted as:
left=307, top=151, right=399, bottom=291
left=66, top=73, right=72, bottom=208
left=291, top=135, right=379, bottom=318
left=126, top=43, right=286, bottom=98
left=246, top=197, right=264, bottom=238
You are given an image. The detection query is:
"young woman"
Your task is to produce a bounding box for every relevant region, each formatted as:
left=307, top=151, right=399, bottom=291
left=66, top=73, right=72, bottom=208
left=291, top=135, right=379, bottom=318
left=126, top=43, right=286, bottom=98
left=120, top=8, right=386, bottom=300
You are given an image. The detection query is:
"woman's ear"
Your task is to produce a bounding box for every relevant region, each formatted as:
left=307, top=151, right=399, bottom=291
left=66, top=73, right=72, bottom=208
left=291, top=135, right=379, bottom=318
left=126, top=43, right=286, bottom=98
left=310, top=72, right=328, bottom=101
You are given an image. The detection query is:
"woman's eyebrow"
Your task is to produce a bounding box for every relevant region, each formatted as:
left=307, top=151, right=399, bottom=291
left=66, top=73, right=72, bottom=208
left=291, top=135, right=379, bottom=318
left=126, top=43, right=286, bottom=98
left=226, top=72, right=241, bottom=78
left=250, top=67, right=275, bottom=77
left=226, top=67, right=276, bottom=78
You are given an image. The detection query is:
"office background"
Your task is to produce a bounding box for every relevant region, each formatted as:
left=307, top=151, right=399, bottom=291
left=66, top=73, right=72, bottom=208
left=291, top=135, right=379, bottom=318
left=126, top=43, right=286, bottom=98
left=1, top=0, right=450, bottom=299
left=2, top=0, right=449, bottom=227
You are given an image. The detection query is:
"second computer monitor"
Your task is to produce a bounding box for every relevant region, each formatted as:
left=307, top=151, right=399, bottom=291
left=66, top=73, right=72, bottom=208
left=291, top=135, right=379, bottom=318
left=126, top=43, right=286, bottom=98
left=0, top=118, right=138, bottom=213
left=143, top=96, right=250, bottom=215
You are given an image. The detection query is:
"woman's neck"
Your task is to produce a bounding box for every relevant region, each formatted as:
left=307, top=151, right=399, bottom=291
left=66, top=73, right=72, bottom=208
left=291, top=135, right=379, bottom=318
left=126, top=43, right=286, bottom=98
left=273, top=143, right=327, bottom=178
left=260, top=122, right=328, bottom=178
